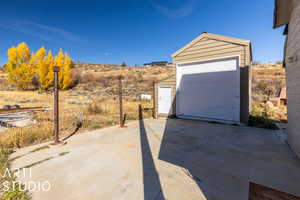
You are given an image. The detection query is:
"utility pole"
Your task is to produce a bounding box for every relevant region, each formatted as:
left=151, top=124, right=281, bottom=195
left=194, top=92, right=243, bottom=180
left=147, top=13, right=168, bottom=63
left=53, top=66, right=60, bottom=144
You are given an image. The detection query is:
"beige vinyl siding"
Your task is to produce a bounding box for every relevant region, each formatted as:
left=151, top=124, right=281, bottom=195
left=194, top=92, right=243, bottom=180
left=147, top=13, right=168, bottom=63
left=173, top=39, right=246, bottom=67
left=285, top=0, right=300, bottom=158
left=174, top=49, right=245, bottom=63
left=192, top=39, right=222, bottom=47
left=174, top=54, right=246, bottom=67
left=176, top=45, right=244, bottom=58
left=180, top=40, right=240, bottom=52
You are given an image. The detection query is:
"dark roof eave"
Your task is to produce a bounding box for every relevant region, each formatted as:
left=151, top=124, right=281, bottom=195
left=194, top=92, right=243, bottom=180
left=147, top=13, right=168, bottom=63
left=273, top=0, right=292, bottom=29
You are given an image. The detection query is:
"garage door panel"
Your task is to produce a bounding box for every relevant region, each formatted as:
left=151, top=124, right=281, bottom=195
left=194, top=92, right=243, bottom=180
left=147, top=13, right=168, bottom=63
left=176, top=57, right=240, bottom=122
left=178, top=92, right=236, bottom=121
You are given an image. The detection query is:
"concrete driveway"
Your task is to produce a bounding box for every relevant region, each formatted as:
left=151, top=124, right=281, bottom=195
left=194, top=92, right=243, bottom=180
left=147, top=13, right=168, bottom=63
left=10, top=118, right=300, bottom=200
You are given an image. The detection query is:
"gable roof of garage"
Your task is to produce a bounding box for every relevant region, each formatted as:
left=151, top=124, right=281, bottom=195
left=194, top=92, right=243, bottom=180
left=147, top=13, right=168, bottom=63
left=172, top=32, right=251, bottom=58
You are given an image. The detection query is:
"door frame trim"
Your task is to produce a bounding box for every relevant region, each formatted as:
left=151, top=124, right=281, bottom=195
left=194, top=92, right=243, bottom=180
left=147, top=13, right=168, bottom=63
left=158, top=86, right=173, bottom=115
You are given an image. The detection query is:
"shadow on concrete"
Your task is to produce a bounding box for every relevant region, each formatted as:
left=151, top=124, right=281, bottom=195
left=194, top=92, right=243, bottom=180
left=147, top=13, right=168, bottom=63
left=157, top=117, right=300, bottom=199
left=138, top=105, right=165, bottom=200
left=155, top=61, right=300, bottom=199
left=62, top=122, right=82, bottom=141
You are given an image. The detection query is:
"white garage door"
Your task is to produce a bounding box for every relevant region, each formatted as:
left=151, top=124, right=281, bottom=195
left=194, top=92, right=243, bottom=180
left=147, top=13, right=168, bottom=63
left=176, top=57, right=240, bottom=122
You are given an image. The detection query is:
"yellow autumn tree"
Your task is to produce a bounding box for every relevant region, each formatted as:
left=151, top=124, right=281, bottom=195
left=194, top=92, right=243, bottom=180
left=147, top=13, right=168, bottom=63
left=6, top=43, right=36, bottom=90
left=62, top=53, right=73, bottom=89
left=6, top=43, right=73, bottom=90
left=53, top=49, right=64, bottom=87
left=52, top=49, right=73, bottom=89
left=36, top=50, right=53, bottom=89
left=30, top=47, right=46, bottom=68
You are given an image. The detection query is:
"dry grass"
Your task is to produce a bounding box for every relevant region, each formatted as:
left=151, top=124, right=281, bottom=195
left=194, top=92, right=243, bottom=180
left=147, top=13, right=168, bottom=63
left=0, top=149, right=11, bottom=190
left=0, top=90, right=73, bottom=109
left=0, top=92, right=152, bottom=150
left=0, top=72, right=10, bottom=91
left=0, top=122, right=53, bottom=149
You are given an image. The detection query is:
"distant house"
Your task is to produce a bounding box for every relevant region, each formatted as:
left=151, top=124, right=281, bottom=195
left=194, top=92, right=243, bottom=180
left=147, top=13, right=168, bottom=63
left=269, top=87, right=287, bottom=106
left=273, top=0, right=300, bottom=158
left=143, top=61, right=168, bottom=67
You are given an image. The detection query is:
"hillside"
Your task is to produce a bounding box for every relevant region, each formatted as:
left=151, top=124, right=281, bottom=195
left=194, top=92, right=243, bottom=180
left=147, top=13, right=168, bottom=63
left=0, top=63, right=286, bottom=121
left=0, top=63, right=286, bottom=98
left=70, top=63, right=174, bottom=101
left=252, top=63, right=286, bottom=100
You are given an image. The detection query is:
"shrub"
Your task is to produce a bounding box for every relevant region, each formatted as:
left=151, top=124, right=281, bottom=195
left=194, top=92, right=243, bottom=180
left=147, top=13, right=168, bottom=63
left=256, top=80, right=268, bottom=93
left=0, top=79, right=9, bottom=91
left=80, top=73, right=96, bottom=83
left=0, top=182, right=31, bottom=200
left=121, top=62, right=127, bottom=67
left=95, top=77, right=111, bottom=88
left=68, top=70, right=81, bottom=89
left=248, top=104, right=278, bottom=129
left=86, top=102, right=107, bottom=115
left=248, top=115, right=277, bottom=130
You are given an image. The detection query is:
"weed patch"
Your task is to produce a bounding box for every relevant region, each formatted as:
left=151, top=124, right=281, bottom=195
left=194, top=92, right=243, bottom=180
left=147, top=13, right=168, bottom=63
left=58, top=152, right=70, bottom=157
left=19, top=157, right=54, bottom=170
left=0, top=149, right=31, bottom=200
left=30, top=146, right=49, bottom=153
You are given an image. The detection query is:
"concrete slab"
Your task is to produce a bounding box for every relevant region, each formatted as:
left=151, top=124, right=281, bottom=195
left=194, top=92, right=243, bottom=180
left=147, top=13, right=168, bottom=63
left=9, top=118, right=300, bottom=200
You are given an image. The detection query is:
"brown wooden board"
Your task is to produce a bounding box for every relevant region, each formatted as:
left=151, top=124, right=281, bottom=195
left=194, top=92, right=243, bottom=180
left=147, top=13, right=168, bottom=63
left=249, top=183, right=300, bottom=200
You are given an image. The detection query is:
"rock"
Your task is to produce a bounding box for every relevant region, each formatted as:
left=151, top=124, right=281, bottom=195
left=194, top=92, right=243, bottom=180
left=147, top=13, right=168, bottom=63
left=266, top=101, right=274, bottom=109
left=3, top=105, right=11, bottom=110
left=11, top=105, right=21, bottom=109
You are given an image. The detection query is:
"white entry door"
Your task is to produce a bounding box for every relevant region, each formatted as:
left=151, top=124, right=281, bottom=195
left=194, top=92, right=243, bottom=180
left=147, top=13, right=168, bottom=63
left=176, top=57, right=240, bottom=122
left=158, top=87, right=172, bottom=114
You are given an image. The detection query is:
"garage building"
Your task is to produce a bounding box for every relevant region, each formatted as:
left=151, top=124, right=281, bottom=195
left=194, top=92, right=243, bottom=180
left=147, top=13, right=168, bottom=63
left=155, top=33, right=252, bottom=124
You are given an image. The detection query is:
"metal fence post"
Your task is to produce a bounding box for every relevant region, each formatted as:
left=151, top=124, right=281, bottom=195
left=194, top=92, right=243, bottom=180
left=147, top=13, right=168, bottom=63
left=139, top=104, right=143, bottom=120
left=153, top=81, right=157, bottom=119
left=53, top=66, right=60, bottom=144
left=118, top=75, right=124, bottom=127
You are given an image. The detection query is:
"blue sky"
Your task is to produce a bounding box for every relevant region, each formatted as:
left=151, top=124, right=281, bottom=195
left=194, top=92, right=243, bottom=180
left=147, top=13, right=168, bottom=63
left=0, top=0, right=285, bottom=66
